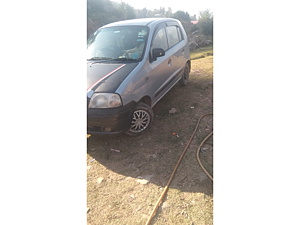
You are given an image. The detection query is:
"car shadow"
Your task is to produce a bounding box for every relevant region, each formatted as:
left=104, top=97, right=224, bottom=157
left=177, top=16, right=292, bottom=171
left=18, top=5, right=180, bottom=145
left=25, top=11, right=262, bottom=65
left=87, top=84, right=213, bottom=196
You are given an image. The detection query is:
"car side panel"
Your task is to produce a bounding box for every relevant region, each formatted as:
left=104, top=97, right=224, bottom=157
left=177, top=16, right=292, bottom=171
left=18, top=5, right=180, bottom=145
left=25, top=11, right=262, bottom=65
left=116, top=21, right=189, bottom=108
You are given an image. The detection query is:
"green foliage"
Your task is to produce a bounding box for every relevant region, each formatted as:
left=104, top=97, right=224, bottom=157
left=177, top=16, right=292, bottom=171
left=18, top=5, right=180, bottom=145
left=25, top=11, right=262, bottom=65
left=172, top=10, right=191, bottom=22
left=87, top=0, right=213, bottom=41
left=116, top=2, right=136, bottom=20
left=135, top=7, right=173, bottom=18
left=197, top=9, right=213, bottom=37
left=87, top=0, right=136, bottom=38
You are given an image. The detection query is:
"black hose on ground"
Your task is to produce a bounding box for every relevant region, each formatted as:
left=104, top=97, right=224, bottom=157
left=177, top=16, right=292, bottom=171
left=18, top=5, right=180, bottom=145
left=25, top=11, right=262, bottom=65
left=145, top=113, right=213, bottom=225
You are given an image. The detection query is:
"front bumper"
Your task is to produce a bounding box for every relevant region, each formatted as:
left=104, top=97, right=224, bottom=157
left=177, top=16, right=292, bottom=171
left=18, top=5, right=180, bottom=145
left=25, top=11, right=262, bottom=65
left=87, top=101, right=136, bottom=134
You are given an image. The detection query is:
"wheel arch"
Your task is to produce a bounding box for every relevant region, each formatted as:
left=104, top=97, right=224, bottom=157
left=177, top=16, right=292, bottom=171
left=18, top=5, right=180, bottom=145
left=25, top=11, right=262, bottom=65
left=187, top=60, right=191, bottom=72
left=138, top=96, right=152, bottom=107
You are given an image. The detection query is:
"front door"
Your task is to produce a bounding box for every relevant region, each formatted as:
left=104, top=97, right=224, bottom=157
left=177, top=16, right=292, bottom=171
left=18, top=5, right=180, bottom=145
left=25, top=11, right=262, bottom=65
left=148, top=23, right=177, bottom=105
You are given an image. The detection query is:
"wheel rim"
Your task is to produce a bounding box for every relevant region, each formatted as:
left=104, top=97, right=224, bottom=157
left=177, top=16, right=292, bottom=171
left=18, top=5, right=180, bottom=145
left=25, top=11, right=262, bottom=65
left=129, top=110, right=151, bottom=133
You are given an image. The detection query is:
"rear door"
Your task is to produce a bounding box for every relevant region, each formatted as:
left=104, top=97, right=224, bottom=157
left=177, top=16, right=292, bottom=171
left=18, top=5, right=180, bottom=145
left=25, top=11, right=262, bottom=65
left=165, top=22, right=187, bottom=76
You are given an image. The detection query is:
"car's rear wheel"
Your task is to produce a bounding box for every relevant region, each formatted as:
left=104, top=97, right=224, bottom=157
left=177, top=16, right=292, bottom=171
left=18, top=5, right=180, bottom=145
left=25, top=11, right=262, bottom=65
left=125, top=103, right=154, bottom=136
left=179, top=62, right=190, bottom=86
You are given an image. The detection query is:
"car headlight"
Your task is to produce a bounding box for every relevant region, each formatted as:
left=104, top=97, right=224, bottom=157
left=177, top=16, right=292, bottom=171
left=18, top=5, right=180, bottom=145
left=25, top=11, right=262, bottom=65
left=89, top=93, right=122, bottom=108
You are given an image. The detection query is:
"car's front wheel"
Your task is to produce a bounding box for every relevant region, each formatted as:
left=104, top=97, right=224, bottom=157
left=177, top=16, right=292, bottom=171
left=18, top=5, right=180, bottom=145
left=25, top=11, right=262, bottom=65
left=125, top=103, right=154, bottom=136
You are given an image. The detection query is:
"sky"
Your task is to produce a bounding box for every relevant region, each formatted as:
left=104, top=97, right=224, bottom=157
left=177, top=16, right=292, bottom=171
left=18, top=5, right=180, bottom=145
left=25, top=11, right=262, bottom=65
left=114, top=0, right=213, bottom=17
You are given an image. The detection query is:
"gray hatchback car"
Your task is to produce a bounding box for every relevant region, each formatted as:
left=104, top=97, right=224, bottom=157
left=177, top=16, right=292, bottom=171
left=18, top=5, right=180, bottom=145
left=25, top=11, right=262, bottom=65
left=87, top=18, right=191, bottom=136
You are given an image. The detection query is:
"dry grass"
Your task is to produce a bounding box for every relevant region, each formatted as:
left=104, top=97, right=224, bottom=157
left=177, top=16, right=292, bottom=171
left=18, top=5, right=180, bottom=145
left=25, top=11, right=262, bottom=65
left=87, top=55, right=213, bottom=225
left=190, top=45, right=213, bottom=60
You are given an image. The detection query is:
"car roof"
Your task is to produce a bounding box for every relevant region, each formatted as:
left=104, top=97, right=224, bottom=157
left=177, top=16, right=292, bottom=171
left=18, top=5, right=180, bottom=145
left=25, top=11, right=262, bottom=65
left=101, top=18, right=180, bottom=28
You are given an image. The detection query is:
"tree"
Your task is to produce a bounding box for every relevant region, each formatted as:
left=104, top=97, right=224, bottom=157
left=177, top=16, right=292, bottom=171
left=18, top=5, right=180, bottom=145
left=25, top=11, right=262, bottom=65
left=87, top=0, right=136, bottom=38
left=171, top=10, right=191, bottom=35
left=136, top=7, right=148, bottom=18
left=197, top=9, right=213, bottom=37
left=87, top=0, right=213, bottom=41
left=117, top=2, right=136, bottom=20
left=172, top=10, right=190, bottom=22
left=87, top=0, right=116, bottom=38
left=166, top=7, right=173, bottom=18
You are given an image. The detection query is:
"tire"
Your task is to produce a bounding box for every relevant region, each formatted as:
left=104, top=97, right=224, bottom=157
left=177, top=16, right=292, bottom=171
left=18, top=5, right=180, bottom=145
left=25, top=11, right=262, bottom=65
left=125, top=103, right=154, bottom=136
left=179, top=63, right=190, bottom=86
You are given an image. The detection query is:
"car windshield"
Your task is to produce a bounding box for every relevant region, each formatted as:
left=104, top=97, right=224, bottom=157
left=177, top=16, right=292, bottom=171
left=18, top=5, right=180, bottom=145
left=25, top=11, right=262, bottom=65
left=87, top=26, right=149, bottom=61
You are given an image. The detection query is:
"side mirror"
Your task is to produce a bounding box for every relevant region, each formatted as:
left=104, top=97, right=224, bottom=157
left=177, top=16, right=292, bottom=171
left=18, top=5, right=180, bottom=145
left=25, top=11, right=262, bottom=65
left=151, top=48, right=165, bottom=62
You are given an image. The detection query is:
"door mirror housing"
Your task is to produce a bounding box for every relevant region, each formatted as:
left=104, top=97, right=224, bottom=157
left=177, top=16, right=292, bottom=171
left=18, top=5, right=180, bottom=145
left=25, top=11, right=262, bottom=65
left=151, top=48, right=165, bottom=62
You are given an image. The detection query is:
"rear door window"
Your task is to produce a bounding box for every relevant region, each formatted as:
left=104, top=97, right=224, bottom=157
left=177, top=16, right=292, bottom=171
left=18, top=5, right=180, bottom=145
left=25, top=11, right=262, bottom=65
left=166, top=26, right=181, bottom=48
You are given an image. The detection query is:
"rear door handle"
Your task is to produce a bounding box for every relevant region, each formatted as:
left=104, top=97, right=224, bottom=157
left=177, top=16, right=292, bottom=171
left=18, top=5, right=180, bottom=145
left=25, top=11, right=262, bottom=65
left=168, top=58, right=172, bottom=66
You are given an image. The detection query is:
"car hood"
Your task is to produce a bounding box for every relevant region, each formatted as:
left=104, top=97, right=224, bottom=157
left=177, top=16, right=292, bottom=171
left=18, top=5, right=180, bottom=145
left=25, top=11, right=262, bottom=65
left=87, top=62, right=139, bottom=93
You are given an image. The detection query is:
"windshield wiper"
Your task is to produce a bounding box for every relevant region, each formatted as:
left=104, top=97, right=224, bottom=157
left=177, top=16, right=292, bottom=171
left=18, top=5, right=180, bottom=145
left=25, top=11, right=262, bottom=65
left=88, top=57, right=113, bottom=61
left=88, top=57, right=138, bottom=65
left=88, top=57, right=115, bottom=65
left=111, top=58, right=138, bottom=62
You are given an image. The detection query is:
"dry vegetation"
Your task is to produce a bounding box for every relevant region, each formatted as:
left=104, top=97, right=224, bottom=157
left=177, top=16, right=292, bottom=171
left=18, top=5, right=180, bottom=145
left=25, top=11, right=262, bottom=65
left=87, top=54, right=213, bottom=225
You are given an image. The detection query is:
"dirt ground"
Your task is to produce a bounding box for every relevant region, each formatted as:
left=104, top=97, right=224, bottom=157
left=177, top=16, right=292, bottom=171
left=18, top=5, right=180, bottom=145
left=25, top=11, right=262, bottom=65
left=87, top=56, right=213, bottom=224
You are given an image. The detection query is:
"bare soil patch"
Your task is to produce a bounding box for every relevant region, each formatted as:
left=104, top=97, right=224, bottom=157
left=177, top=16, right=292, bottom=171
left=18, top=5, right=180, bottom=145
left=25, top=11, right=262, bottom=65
left=87, top=56, right=213, bottom=225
